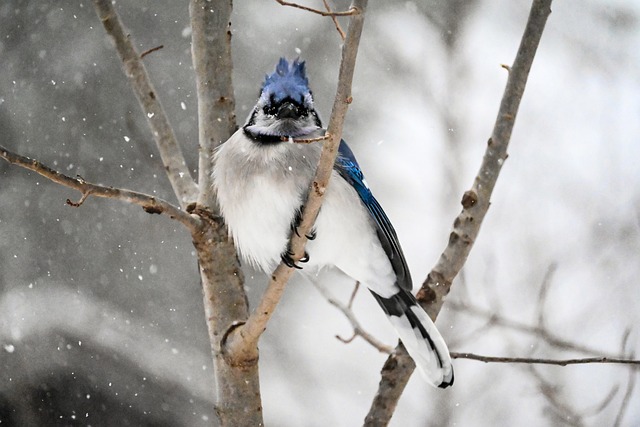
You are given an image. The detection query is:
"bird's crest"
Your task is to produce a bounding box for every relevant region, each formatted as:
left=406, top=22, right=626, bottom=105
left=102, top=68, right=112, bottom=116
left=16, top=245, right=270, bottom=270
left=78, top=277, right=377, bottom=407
left=261, top=58, right=310, bottom=104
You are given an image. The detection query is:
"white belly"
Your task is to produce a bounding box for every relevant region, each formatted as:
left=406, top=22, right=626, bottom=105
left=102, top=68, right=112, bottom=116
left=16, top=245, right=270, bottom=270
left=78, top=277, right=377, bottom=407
left=220, top=171, right=301, bottom=272
left=213, top=130, right=396, bottom=295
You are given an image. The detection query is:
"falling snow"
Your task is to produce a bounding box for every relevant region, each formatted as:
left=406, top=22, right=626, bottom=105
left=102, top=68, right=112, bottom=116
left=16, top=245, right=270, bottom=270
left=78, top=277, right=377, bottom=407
left=0, top=2, right=638, bottom=427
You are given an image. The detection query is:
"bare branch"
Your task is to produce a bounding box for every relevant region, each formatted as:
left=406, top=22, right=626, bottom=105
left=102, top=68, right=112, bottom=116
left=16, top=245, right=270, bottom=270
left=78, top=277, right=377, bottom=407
left=140, top=44, right=164, bottom=59
left=365, top=0, right=554, bottom=423
left=275, top=0, right=357, bottom=17
left=323, top=0, right=347, bottom=40
left=66, top=191, right=91, bottom=208
left=449, top=300, right=628, bottom=359
left=0, top=144, right=200, bottom=231
left=225, top=0, right=368, bottom=364
left=347, top=280, right=361, bottom=309
left=451, top=352, right=640, bottom=367
left=290, top=134, right=332, bottom=144
left=190, top=0, right=237, bottom=207
left=312, top=280, right=393, bottom=354
left=93, top=0, right=198, bottom=207
left=523, top=329, right=634, bottom=426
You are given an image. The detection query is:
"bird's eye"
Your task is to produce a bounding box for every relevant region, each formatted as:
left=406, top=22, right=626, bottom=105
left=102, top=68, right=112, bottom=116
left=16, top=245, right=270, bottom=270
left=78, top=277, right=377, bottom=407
left=263, top=105, right=277, bottom=116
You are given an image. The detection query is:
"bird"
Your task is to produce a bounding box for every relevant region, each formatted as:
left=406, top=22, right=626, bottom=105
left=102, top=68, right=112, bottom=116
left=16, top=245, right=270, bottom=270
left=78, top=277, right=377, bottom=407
left=212, top=58, right=454, bottom=388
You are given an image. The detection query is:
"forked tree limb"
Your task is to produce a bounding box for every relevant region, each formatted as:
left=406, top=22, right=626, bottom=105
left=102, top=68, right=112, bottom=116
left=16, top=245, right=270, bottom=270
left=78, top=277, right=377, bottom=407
left=224, top=0, right=369, bottom=364
left=94, top=0, right=198, bottom=207
left=364, top=0, right=554, bottom=425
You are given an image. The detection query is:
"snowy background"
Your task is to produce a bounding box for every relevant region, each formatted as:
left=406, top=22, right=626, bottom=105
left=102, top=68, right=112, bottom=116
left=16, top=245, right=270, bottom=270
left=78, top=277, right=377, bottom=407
left=1, top=0, right=639, bottom=426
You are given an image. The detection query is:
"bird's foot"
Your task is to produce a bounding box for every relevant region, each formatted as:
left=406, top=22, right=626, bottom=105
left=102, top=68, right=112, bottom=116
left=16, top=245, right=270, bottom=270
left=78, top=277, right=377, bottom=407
left=291, top=205, right=317, bottom=240
left=280, top=250, right=310, bottom=269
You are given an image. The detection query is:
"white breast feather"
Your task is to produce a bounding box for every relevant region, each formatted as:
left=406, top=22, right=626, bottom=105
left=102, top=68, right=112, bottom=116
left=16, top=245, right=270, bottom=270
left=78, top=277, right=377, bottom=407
left=213, top=129, right=397, bottom=296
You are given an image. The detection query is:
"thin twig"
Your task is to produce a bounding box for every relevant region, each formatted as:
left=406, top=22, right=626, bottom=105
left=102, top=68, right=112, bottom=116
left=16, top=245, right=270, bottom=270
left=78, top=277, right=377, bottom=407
left=365, top=0, right=554, bottom=424
left=224, top=0, right=367, bottom=365
left=275, top=0, right=357, bottom=16
left=454, top=299, right=635, bottom=422
left=452, top=353, right=640, bottom=367
left=323, top=0, right=347, bottom=40
left=66, top=190, right=91, bottom=207
left=448, top=300, right=627, bottom=359
left=286, top=134, right=332, bottom=144
left=312, top=280, right=393, bottom=354
left=0, top=144, right=200, bottom=231
left=347, top=281, right=360, bottom=309
left=93, top=0, right=198, bottom=207
left=140, top=45, right=164, bottom=58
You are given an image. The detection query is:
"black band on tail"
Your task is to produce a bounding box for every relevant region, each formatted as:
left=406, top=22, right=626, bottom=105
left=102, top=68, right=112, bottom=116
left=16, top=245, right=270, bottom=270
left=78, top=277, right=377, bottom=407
left=370, top=288, right=454, bottom=388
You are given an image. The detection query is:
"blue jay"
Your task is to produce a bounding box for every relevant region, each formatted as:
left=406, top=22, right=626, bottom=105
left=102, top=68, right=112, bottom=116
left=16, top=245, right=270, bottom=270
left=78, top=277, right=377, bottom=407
left=213, top=58, right=454, bottom=388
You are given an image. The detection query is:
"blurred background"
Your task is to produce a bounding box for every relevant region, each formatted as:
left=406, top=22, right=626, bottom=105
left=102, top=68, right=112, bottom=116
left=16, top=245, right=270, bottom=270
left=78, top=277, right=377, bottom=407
left=1, top=0, right=639, bottom=425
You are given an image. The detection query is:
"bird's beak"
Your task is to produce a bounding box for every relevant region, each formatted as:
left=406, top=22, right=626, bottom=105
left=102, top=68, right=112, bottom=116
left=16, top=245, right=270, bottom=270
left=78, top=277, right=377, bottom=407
left=275, top=101, right=300, bottom=120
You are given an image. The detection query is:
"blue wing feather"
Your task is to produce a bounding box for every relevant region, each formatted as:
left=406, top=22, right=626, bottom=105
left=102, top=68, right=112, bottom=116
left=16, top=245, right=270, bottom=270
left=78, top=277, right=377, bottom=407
left=335, top=140, right=413, bottom=291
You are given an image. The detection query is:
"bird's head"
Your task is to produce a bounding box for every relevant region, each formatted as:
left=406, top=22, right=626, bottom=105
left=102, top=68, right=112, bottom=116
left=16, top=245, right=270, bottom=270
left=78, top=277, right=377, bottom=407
left=244, top=58, right=322, bottom=142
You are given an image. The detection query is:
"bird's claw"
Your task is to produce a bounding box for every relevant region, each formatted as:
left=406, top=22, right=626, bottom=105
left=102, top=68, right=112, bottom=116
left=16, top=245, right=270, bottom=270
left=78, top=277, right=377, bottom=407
left=293, top=226, right=316, bottom=241
left=291, top=205, right=317, bottom=240
left=280, top=250, right=310, bottom=269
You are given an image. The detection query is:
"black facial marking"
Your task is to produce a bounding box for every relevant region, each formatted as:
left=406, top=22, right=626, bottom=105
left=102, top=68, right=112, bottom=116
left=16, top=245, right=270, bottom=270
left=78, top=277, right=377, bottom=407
left=246, top=108, right=258, bottom=127
left=311, top=110, right=322, bottom=127
left=243, top=127, right=283, bottom=144
left=263, top=96, right=309, bottom=118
